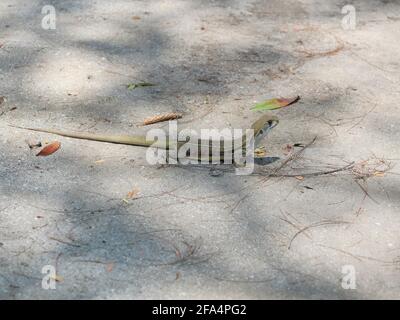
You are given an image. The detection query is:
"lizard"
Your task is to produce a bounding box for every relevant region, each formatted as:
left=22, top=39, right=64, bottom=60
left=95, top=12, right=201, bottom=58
left=10, top=114, right=279, bottom=164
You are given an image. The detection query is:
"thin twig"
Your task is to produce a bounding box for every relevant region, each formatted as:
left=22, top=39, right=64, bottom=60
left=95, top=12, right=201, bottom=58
left=288, top=220, right=351, bottom=250
left=256, top=162, right=354, bottom=178
left=257, top=136, right=318, bottom=183
left=346, top=103, right=378, bottom=132
left=229, top=194, right=249, bottom=215
left=354, top=179, right=379, bottom=204
left=48, top=236, right=82, bottom=247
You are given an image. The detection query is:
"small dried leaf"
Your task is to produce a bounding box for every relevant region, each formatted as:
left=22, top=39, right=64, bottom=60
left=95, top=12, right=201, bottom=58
left=36, top=141, right=61, bottom=156
left=251, top=96, right=300, bottom=111
left=94, top=159, right=105, bottom=164
left=295, top=176, right=304, bottom=180
left=126, top=187, right=140, bottom=199
left=142, top=113, right=182, bottom=126
left=132, top=15, right=141, bottom=20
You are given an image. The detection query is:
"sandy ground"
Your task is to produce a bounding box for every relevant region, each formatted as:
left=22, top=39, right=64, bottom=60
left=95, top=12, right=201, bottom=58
left=0, top=0, right=400, bottom=299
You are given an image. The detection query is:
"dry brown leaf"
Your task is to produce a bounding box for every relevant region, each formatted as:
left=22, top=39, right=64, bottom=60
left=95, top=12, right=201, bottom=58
left=132, top=15, right=141, bottom=20
left=142, top=113, right=182, bottom=126
left=36, top=141, right=61, bottom=156
left=295, top=176, right=304, bottom=180
left=122, top=188, right=140, bottom=203
left=251, top=96, right=300, bottom=111
left=125, top=187, right=140, bottom=200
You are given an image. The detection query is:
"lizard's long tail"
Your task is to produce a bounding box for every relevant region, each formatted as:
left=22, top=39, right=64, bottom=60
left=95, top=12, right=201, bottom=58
left=9, top=125, right=156, bottom=147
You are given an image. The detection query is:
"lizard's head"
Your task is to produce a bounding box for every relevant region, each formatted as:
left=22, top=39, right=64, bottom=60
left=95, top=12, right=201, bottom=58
left=251, top=115, right=279, bottom=145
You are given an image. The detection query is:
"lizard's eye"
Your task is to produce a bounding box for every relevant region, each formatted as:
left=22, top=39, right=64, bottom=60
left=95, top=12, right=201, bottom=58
left=259, top=129, right=264, bottom=135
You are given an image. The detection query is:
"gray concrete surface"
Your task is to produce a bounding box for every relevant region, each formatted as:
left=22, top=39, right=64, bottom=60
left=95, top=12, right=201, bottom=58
left=0, top=0, right=400, bottom=299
